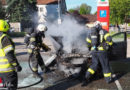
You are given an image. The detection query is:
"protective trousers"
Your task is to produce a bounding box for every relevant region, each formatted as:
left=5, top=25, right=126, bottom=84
left=0, top=71, right=17, bottom=90
left=30, top=50, right=45, bottom=72
left=86, top=51, right=112, bottom=83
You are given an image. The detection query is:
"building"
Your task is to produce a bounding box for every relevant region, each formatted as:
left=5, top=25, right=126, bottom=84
left=0, top=0, right=67, bottom=31
left=37, top=0, right=67, bottom=23
left=0, top=0, right=7, bottom=8
left=81, top=14, right=97, bottom=27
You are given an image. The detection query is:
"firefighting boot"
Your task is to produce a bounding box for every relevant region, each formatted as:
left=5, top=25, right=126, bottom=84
left=104, top=74, right=115, bottom=84
left=81, top=72, right=91, bottom=87
left=106, top=77, right=114, bottom=84
left=81, top=78, right=90, bottom=87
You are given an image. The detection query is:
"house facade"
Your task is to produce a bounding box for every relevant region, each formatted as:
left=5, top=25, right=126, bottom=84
left=37, top=0, right=67, bottom=23
left=1, top=0, right=67, bottom=31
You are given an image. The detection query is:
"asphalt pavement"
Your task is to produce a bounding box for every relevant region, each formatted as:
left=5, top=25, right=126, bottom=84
left=12, top=37, right=130, bottom=90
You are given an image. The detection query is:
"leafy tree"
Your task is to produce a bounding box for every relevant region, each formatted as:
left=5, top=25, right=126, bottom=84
left=68, top=9, right=75, bottom=13
left=94, top=11, right=97, bottom=15
left=6, top=0, right=37, bottom=27
left=68, top=3, right=91, bottom=14
left=79, top=4, right=91, bottom=14
left=0, top=1, right=6, bottom=19
left=110, top=0, right=130, bottom=25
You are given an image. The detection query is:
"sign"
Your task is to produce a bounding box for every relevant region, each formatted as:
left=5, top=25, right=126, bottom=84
left=97, top=0, right=109, bottom=6
left=97, top=0, right=109, bottom=31
left=100, top=10, right=107, bottom=17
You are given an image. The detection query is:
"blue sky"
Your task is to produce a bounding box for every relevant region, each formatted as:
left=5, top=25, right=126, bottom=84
left=66, top=0, right=97, bottom=14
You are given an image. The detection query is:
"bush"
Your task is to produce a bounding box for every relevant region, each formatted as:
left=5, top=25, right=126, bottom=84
left=9, top=32, right=25, bottom=37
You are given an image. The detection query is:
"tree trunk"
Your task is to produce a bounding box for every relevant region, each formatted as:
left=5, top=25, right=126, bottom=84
left=125, top=23, right=127, bottom=31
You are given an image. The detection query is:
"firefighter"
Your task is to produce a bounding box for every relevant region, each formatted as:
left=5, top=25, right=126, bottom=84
left=25, top=24, right=51, bottom=76
left=0, top=19, right=22, bottom=90
left=82, top=21, right=113, bottom=86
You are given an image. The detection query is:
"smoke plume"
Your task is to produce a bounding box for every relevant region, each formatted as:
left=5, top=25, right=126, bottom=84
left=46, top=15, right=90, bottom=54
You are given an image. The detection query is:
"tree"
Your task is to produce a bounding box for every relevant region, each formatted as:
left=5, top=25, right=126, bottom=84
left=0, top=1, right=6, bottom=19
left=110, top=0, right=130, bottom=30
left=6, top=0, right=37, bottom=27
left=79, top=4, right=91, bottom=14
left=68, top=3, right=91, bottom=15
left=68, top=9, right=75, bottom=13
left=94, top=11, right=97, bottom=15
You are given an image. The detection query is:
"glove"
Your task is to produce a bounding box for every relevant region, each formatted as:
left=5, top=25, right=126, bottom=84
left=92, top=46, right=96, bottom=49
left=106, top=45, right=109, bottom=50
left=88, top=47, right=91, bottom=51
left=48, top=48, right=51, bottom=51
left=106, top=45, right=112, bottom=51
left=15, top=65, right=22, bottom=72
left=44, top=47, right=51, bottom=52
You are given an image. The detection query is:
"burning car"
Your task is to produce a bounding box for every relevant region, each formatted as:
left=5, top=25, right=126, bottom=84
left=43, top=31, right=128, bottom=78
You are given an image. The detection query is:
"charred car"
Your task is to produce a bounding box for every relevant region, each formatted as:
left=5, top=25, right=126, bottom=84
left=43, top=31, right=127, bottom=78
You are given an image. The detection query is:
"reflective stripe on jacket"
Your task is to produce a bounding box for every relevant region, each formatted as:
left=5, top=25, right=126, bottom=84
left=0, top=34, right=14, bottom=73
left=86, top=32, right=113, bottom=51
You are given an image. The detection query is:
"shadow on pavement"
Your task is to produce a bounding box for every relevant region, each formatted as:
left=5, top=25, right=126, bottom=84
left=115, top=72, right=127, bottom=80
left=15, top=42, right=25, bottom=45
left=16, top=52, right=27, bottom=56
left=43, top=77, right=81, bottom=90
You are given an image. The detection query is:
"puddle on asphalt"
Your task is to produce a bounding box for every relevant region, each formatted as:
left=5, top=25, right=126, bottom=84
left=17, top=61, right=65, bottom=89
left=18, top=61, right=45, bottom=88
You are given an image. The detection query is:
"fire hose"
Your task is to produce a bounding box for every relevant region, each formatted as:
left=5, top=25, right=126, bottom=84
left=17, top=53, right=43, bottom=89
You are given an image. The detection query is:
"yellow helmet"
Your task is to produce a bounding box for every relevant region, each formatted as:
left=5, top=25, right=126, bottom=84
left=0, top=19, right=10, bottom=32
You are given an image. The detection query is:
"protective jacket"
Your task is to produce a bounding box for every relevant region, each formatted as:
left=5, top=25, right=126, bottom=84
left=25, top=31, right=50, bottom=73
left=84, top=28, right=113, bottom=84
left=86, top=28, right=113, bottom=51
left=26, top=31, right=49, bottom=54
left=0, top=32, right=19, bottom=73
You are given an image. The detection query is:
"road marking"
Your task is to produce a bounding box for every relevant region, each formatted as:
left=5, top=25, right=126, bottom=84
left=112, top=74, right=123, bottom=90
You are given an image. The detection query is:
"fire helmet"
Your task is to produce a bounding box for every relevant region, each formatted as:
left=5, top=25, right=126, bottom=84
left=37, top=24, right=47, bottom=32
left=94, top=21, right=102, bottom=30
left=0, top=19, right=10, bottom=32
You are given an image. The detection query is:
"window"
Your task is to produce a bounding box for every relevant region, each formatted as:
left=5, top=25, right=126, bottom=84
left=112, top=33, right=125, bottom=42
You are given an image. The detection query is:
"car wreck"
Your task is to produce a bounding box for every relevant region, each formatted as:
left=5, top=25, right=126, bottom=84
left=43, top=31, right=127, bottom=79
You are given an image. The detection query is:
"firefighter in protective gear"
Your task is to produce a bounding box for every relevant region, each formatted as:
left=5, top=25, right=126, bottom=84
left=0, top=19, right=22, bottom=90
left=24, top=24, right=51, bottom=76
left=82, top=21, right=113, bottom=86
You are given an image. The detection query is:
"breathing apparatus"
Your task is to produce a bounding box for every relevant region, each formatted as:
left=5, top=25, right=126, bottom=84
left=90, top=27, right=99, bottom=51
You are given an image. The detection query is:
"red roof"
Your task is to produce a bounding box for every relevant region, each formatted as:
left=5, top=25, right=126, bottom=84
left=37, top=0, right=59, bottom=5
left=0, top=0, right=6, bottom=5
left=81, top=14, right=97, bottom=23
left=0, top=0, right=59, bottom=5
left=66, top=11, right=97, bottom=24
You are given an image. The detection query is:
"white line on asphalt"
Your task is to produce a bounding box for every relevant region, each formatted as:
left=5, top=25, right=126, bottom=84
left=112, top=74, right=123, bottom=90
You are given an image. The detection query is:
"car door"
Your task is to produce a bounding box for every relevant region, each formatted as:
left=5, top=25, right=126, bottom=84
left=109, top=32, right=127, bottom=60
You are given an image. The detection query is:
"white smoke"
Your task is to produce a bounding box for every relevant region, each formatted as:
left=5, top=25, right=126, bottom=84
left=46, top=15, right=90, bottom=53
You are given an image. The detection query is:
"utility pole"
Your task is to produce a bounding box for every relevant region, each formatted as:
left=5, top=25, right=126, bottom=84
left=58, top=0, right=62, bottom=24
